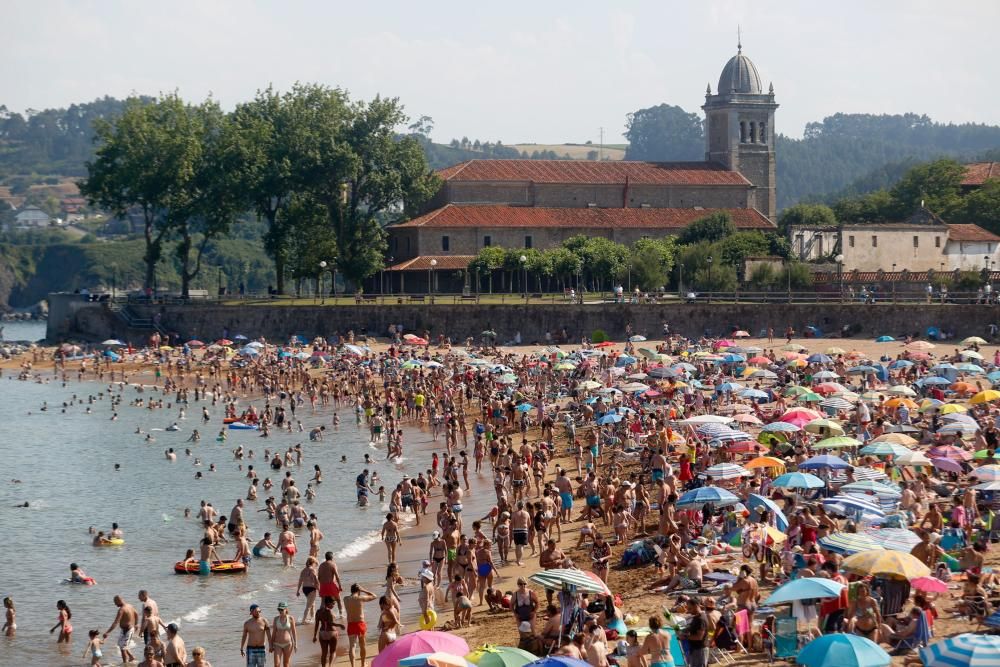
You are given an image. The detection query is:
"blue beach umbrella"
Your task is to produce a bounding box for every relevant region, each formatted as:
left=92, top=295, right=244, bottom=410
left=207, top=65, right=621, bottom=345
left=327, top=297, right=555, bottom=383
left=817, top=532, right=886, bottom=556
left=798, top=454, right=851, bottom=470
left=919, top=633, right=1000, bottom=667
left=762, top=422, right=800, bottom=433
left=676, top=486, right=740, bottom=508
left=597, top=413, right=623, bottom=425
left=772, top=471, right=825, bottom=489
left=515, top=403, right=533, bottom=412
left=918, top=376, right=952, bottom=386
left=716, top=382, right=743, bottom=393
left=888, top=359, right=914, bottom=369
left=806, top=353, right=833, bottom=364
left=797, top=633, right=890, bottom=667
left=763, top=577, right=845, bottom=606
left=525, top=658, right=591, bottom=667
left=875, top=335, right=894, bottom=342
left=747, top=493, right=788, bottom=531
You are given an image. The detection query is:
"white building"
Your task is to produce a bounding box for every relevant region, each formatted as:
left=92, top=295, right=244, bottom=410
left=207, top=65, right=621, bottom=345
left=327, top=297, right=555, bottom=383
left=13, top=206, right=52, bottom=229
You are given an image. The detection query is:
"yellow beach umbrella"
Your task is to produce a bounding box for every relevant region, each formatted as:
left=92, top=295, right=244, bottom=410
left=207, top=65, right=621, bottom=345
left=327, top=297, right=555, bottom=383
left=884, top=397, right=918, bottom=410
left=746, top=456, right=786, bottom=470
left=841, top=549, right=930, bottom=579
left=871, top=433, right=918, bottom=447
left=803, top=418, right=845, bottom=436
left=939, top=403, right=968, bottom=414
left=971, top=390, right=1000, bottom=404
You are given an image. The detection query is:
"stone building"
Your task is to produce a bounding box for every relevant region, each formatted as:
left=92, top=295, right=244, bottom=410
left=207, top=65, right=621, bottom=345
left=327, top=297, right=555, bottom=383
left=789, top=208, right=1000, bottom=273
left=383, top=44, right=778, bottom=292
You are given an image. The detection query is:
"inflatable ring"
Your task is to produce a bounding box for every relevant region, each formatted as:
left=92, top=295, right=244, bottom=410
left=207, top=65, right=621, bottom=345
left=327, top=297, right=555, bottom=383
left=174, top=559, right=247, bottom=575
left=418, top=609, right=437, bottom=630
left=96, top=538, right=125, bottom=546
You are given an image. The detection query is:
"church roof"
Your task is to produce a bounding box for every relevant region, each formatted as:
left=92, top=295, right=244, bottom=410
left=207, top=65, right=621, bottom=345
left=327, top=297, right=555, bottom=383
left=394, top=204, right=774, bottom=230
left=436, top=159, right=749, bottom=186
left=718, top=48, right=763, bottom=95
left=962, top=162, right=1000, bottom=187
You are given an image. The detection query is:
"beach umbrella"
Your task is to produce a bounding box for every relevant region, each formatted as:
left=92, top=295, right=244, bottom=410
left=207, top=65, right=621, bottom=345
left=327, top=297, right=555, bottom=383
left=956, top=363, right=986, bottom=374
left=804, top=418, right=845, bottom=436
left=815, top=382, right=850, bottom=395
left=807, top=353, right=833, bottom=364
left=928, top=445, right=973, bottom=461
left=524, top=658, right=591, bottom=667
left=703, top=463, right=750, bottom=480
left=403, top=334, right=429, bottom=345
left=951, top=381, right=978, bottom=395
left=797, top=391, right=824, bottom=402
left=823, top=495, right=886, bottom=518
left=842, top=480, right=902, bottom=497
left=762, top=421, right=800, bottom=433
left=619, top=382, right=650, bottom=393
left=781, top=407, right=823, bottom=423
left=746, top=456, right=786, bottom=470
left=920, top=633, right=1000, bottom=667
left=676, top=486, right=740, bottom=508
left=862, top=527, right=921, bottom=552
left=741, top=388, right=770, bottom=401
left=841, top=549, right=930, bottom=579
left=102, top=339, right=126, bottom=346
left=971, top=390, right=1000, bottom=404
left=814, top=436, right=862, bottom=449
left=818, top=532, right=886, bottom=556
left=748, top=357, right=773, bottom=366
left=732, top=413, right=763, bottom=425
left=797, top=634, right=889, bottom=667
left=826, top=346, right=847, bottom=355
left=860, top=441, right=911, bottom=457
left=528, top=568, right=607, bottom=594
left=467, top=646, right=537, bottom=667
left=764, top=577, right=845, bottom=605
left=960, top=349, right=985, bottom=360
left=628, top=335, right=646, bottom=342
left=931, top=457, right=964, bottom=474
left=846, top=365, right=879, bottom=375
left=215, top=338, right=233, bottom=346
left=908, top=340, right=936, bottom=350
left=937, top=422, right=979, bottom=435
left=679, top=415, right=733, bottom=425
left=885, top=385, right=917, bottom=397
left=910, top=576, right=949, bottom=594
left=772, top=471, right=825, bottom=489
left=799, top=454, right=850, bottom=470
left=884, top=398, right=919, bottom=410
left=963, top=336, right=988, bottom=345
left=896, top=450, right=933, bottom=466
left=733, top=330, right=751, bottom=338
left=401, top=654, right=470, bottom=667
left=974, top=481, right=1000, bottom=491
left=372, top=632, right=471, bottom=667
left=875, top=335, right=894, bottom=342
left=747, top=493, right=789, bottom=531
left=782, top=343, right=808, bottom=351
left=888, top=359, right=915, bottom=369
left=813, top=370, right=841, bottom=380
left=971, top=464, right=1000, bottom=481
left=648, top=367, right=679, bottom=379
left=597, top=413, right=623, bottom=425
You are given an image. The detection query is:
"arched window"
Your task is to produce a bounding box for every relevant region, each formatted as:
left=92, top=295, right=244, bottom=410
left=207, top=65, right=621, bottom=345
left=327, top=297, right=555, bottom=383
left=749, top=122, right=757, bottom=143
left=759, top=122, right=767, bottom=144
left=739, top=121, right=747, bottom=143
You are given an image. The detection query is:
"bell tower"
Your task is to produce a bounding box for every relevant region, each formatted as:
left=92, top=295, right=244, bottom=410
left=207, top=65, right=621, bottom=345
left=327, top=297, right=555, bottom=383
left=703, top=41, right=778, bottom=220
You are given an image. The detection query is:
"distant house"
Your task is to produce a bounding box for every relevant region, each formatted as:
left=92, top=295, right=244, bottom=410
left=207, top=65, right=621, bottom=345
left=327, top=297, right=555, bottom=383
left=13, top=206, right=51, bottom=229
left=962, top=162, right=1000, bottom=192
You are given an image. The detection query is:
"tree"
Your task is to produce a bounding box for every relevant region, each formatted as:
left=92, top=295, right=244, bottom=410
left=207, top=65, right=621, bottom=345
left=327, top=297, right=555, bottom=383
left=677, top=212, right=735, bottom=245
left=469, top=246, right=505, bottom=293
left=777, top=203, right=837, bottom=234
left=81, top=94, right=199, bottom=290
left=778, top=262, right=814, bottom=289
left=713, top=231, right=771, bottom=274
left=748, top=263, right=779, bottom=289
left=693, top=264, right=737, bottom=291
left=888, top=158, right=965, bottom=218
left=958, top=179, right=1000, bottom=235
left=624, top=104, right=704, bottom=161
left=628, top=237, right=677, bottom=290
left=283, top=192, right=339, bottom=293
left=832, top=189, right=893, bottom=224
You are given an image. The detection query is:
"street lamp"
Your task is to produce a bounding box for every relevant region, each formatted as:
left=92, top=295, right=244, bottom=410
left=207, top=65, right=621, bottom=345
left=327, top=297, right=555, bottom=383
left=429, top=258, right=438, bottom=295
left=707, top=255, right=713, bottom=303
left=318, top=260, right=327, bottom=305
left=520, top=254, right=527, bottom=296
left=836, top=254, right=845, bottom=302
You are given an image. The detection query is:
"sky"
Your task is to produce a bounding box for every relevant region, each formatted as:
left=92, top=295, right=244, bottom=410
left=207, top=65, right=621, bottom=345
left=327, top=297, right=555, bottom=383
left=5, top=1, right=999, bottom=145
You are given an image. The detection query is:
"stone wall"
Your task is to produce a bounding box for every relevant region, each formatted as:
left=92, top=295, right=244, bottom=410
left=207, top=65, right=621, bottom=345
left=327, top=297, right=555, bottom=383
left=51, top=299, right=1000, bottom=345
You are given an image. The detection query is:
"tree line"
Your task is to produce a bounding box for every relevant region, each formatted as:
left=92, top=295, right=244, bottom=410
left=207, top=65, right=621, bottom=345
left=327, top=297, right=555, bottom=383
left=79, top=86, right=439, bottom=297
left=465, top=212, right=808, bottom=294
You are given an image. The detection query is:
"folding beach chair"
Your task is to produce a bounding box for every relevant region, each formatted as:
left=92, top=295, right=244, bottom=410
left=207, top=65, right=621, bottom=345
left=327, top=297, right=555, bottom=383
left=772, top=617, right=799, bottom=661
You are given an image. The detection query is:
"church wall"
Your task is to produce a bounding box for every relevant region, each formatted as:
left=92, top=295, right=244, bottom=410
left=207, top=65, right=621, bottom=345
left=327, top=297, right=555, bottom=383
left=445, top=182, right=532, bottom=205
left=439, top=181, right=751, bottom=209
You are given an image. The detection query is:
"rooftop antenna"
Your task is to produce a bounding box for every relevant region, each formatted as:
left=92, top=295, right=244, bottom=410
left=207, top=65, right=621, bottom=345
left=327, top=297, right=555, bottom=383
left=738, top=25, right=742, bottom=53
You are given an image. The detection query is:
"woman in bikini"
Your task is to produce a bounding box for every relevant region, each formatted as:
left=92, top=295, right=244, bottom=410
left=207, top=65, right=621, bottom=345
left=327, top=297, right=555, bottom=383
left=50, top=599, right=72, bottom=643
left=376, top=596, right=400, bottom=651
left=296, top=557, right=320, bottom=625
left=847, top=583, right=882, bottom=641
left=640, top=616, right=675, bottom=667
left=384, top=563, right=405, bottom=612
left=381, top=513, right=400, bottom=563
left=475, top=539, right=496, bottom=605
left=2, top=597, right=14, bottom=637
left=270, top=602, right=297, bottom=667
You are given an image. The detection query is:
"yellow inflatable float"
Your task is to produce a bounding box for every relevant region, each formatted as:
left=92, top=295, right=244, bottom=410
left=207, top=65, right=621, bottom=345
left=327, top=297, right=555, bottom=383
left=418, top=609, right=437, bottom=630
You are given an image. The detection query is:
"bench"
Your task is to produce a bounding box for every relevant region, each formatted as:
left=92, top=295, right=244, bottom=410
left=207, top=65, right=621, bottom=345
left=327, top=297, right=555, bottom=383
left=460, top=295, right=479, bottom=303
left=409, top=295, right=425, bottom=303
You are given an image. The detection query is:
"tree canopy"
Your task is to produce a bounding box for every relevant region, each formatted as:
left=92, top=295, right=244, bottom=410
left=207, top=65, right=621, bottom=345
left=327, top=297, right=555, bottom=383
left=624, top=104, right=704, bottom=161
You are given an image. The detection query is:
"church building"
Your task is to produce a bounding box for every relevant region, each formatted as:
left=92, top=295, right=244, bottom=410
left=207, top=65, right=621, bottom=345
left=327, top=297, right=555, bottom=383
left=384, top=45, right=779, bottom=292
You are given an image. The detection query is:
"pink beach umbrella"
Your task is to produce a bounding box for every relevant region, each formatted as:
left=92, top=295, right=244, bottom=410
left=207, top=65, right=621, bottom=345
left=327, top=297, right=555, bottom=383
left=928, top=445, right=973, bottom=461
left=930, top=457, right=964, bottom=474
left=910, top=576, right=948, bottom=594
left=372, top=632, right=471, bottom=667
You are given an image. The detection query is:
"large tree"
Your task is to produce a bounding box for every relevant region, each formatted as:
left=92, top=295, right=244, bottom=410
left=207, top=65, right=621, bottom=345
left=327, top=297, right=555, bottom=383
left=81, top=94, right=201, bottom=290
left=677, top=211, right=735, bottom=245
left=777, top=203, right=837, bottom=234
left=888, top=158, right=965, bottom=218
left=958, top=179, right=1000, bottom=235
left=624, top=104, right=704, bottom=161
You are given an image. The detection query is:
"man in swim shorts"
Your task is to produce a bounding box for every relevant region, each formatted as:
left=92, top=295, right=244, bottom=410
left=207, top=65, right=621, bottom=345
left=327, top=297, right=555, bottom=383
left=317, top=552, right=344, bottom=615
left=240, top=604, right=270, bottom=667
left=344, top=584, right=376, bottom=667
left=102, top=595, right=139, bottom=664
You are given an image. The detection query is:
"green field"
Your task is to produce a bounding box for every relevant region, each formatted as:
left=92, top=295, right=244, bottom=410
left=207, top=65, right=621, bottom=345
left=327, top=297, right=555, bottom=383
left=512, top=143, right=627, bottom=160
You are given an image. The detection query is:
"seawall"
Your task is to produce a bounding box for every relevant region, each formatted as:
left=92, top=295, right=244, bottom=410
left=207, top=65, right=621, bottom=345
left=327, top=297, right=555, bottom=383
left=48, top=294, right=1000, bottom=344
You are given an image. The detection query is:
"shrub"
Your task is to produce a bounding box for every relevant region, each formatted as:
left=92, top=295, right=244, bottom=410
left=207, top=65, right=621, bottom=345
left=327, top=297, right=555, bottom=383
left=591, top=329, right=608, bottom=343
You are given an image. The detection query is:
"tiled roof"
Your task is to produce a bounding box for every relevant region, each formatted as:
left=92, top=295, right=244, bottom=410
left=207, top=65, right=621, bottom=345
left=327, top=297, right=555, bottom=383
left=394, top=205, right=775, bottom=230
left=946, top=224, right=1000, bottom=243
left=436, top=159, right=750, bottom=186
left=962, top=162, right=1000, bottom=186
left=386, top=256, right=475, bottom=271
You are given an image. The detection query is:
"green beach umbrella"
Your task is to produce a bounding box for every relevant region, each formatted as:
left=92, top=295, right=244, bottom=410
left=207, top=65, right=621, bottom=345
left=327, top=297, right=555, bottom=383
left=814, top=436, right=862, bottom=449
left=467, top=645, right=537, bottom=667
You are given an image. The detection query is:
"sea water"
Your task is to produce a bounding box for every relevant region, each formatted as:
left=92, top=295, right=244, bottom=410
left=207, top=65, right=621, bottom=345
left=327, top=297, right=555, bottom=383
left=0, top=374, right=428, bottom=666
left=1, top=320, right=46, bottom=342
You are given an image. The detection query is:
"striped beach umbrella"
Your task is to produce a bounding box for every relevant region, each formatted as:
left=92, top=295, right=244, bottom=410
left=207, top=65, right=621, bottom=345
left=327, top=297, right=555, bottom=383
left=820, top=397, right=855, bottom=411
left=814, top=436, right=863, bottom=449
left=830, top=466, right=889, bottom=483
left=863, top=527, right=922, bottom=553
left=971, top=465, right=1000, bottom=481
left=919, top=633, right=1000, bottom=667
left=703, top=463, right=751, bottom=480
left=818, top=532, right=886, bottom=555
left=528, top=569, right=608, bottom=594
left=824, top=494, right=886, bottom=517
left=762, top=422, right=800, bottom=433
left=842, top=549, right=930, bottom=579
left=676, top=486, right=740, bottom=508
left=841, top=480, right=902, bottom=497
left=860, top=441, right=911, bottom=457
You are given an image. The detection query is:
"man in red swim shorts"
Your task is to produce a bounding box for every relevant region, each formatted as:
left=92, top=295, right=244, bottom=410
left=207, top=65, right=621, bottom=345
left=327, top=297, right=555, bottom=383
left=317, top=552, right=344, bottom=615
left=344, top=583, right=376, bottom=667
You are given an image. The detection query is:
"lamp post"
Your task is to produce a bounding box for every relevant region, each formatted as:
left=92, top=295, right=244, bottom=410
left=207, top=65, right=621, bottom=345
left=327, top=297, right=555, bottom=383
left=385, top=256, right=393, bottom=295
left=891, top=262, right=896, bottom=303
left=837, top=254, right=845, bottom=303
left=429, top=258, right=438, bottom=295
left=520, top=254, right=527, bottom=296
left=318, top=260, right=327, bottom=305
left=707, top=255, right=713, bottom=303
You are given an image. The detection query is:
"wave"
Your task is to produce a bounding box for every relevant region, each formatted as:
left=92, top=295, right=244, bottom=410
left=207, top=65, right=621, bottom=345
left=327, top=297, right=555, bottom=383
left=168, top=603, right=215, bottom=627
left=335, top=529, right=383, bottom=560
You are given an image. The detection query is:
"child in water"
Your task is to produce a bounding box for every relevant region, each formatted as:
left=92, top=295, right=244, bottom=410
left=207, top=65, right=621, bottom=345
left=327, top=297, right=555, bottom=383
left=83, top=629, right=103, bottom=666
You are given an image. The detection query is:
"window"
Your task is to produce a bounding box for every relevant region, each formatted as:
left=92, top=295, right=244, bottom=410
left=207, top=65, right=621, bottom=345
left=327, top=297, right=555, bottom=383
left=935, top=236, right=941, bottom=248
left=441, top=235, right=450, bottom=252
left=913, top=236, right=919, bottom=248
left=483, top=235, right=492, bottom=247
left=405, top=237, right=410, bottom=252
left=849, top=235, right=855, bottom=248
left=524, top=235, right=533, bottom=249
left=872, top=235, right=878, bottom=248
